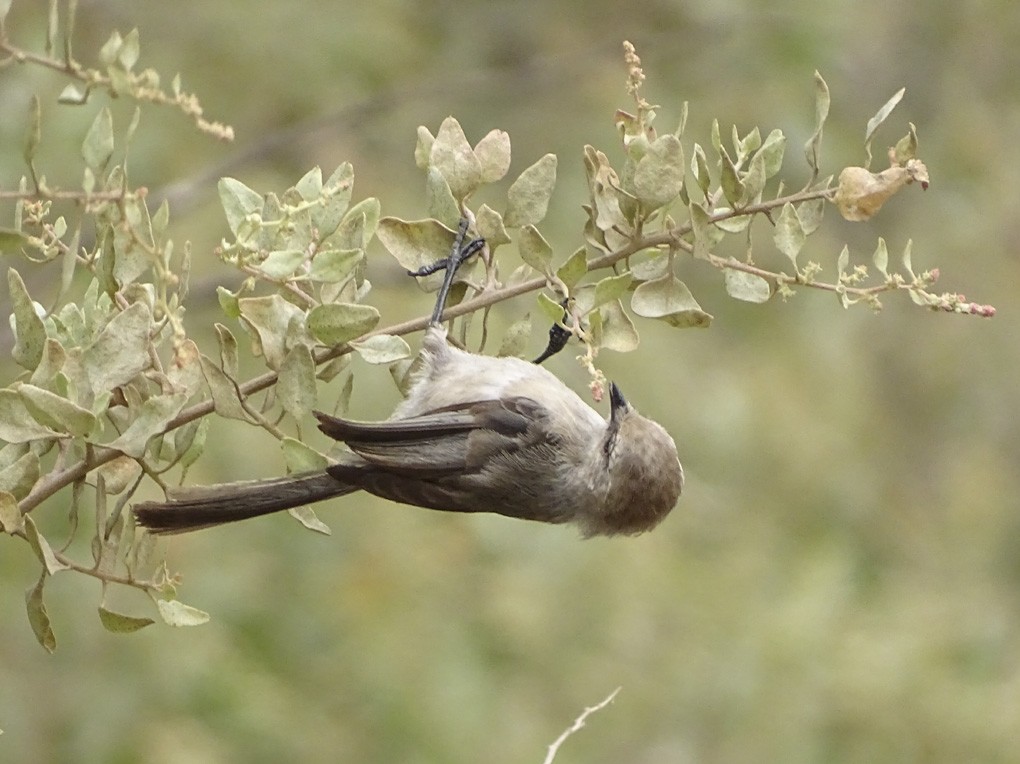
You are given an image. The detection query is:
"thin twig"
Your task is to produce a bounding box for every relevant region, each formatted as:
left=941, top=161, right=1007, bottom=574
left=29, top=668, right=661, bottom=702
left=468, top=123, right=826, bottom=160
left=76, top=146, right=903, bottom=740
left=543, top=687, right=622, bottom=764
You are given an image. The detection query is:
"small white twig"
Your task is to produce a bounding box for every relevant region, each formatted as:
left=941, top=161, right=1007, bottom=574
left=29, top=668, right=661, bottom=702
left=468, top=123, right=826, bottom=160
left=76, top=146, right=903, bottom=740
left=543, top=686, right=622, bottom=764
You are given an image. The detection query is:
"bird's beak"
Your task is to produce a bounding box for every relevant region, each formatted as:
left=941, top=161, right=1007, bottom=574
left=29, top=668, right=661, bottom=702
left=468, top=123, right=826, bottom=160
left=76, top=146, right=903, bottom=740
left=609, top=382, right=629, bottom=423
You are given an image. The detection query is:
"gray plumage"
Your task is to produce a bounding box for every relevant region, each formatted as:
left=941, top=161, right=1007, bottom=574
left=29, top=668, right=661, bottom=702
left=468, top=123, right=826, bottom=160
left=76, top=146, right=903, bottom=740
left=134, top=325, right=683, bottom=537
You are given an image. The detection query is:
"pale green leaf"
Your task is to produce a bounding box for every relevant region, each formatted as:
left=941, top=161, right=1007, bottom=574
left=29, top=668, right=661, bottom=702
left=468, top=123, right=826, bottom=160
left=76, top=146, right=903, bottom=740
left=0, top=491, right=25, bottom=535
left=306, top=303, right=380, bottom=346
left=8, top=268, right=47, bottom=370
left=773, top=203, right=806, bottom=267
left=591, top=272, right=632, bottom=310
left=98, top=606, right=154, bottom=634
left=24, top=516, right=71, bottom=575
left=631, top=274, right=712, bottom=328
left=26, top=573, right=56, bottom=653
left=475, top=204, right=511, bottom=249
left=81, top=108, right=114, bottom=172
left=600, top=299, right=639, bottom=352
left=632, top=134, right=684, bottom=210
left=106, top=393, right=187, bottom=458
left=429, top=117, right=481, bottom=201
left=350, top=334, right=411, bottom=364
left=473, top=129, right=512, bottom=183
left=278, top=344, right=316, bottom=422
left=309, top=248, right=362, bottom=282
left=556, top=247, right=588, bottom=290
left=84, top=302, right=151, bottom=391
left=18, top=384, right=98, bottom=438
left=517, top=225, right=553, bottom=275
left=294, top=166, right=323, bottom=202
left=873, top=237, right=889, bottom=277
left=156, top=599, right=210, bottom=627
left=199, top=355, right=250, bottom=422
left=804, top=71, right=830, bottom=174
left=0, top=390, right=61, bottom=443
left=724, top=269, right=772, bottom=303
left=258, top=249, right=305, bottom=280
left=288, top=504, right=332, bottom=535
left=504, top=154, right=557, bottom=228
left=218, top=177, right=263, bottom=235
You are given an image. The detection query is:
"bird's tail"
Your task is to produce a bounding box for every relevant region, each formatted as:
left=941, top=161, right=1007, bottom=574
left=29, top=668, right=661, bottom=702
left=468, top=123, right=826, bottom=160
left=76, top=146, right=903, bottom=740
left=133, top=471, right=355, bottom=534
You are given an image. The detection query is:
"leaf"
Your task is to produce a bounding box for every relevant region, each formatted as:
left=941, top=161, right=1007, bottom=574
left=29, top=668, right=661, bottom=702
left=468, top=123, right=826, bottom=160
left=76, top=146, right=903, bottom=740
left=81, top=108, right=115, bottom=172
left=429, top=117, right=482, bottom=201
left=893, top=123, right=918, bottom=164
left=600, top=299, right=639, bottom=352
left=537, top=292, right=567, bottom=324
left=591, top=272, right=632, bottom=310
left=26, top=573, right=57, bottom=653
left=306, top=303, right=380, bottom=346
left=691, top=143, right=711, bottom=198
left=98, top=606, right=154, bottom=634
left=117, top=28, right=140, bottom=70
left=258, top=249, right=305, bottom=280
left=872, top=237, right=889, bottom=278
left=237, top=294, right=306, bottom=370
left=719, top=148, right=745, bottom=207
left=414, top=126, right=435, bottom=170
left=294, top=166, right=323, bottom=202
left=156, top=599, right=211, bottom=627
left=278, top=344, right=316, bottom=422
left=309, top=248, right=363, bottom=282
left=199, top=355, right=250, bottom=422
left=8, top=268, right=47, bottom=370
left=0, top=491, right=25, bottom=534
left=349, top=334, right=411, bottom=364
left=797, top=197, right=825, bottom=235
left=556, top=247, right=588, bottom=290
left=288, top=504, right=332, bottom=535
left=773, top=203, right=806, bottom=267
left=631, top=274, right=712, bottom=328
left=282, top=437, right=329, bottom=473
left=0, top=227, right=30, bottom=253
left=864, top=87, right=906, bottom=165
left=504, top=154, right=557, bottom=228
left=376, top=217, right=457, bottom=273
left=724, top=269, right=772, bottom=303
left=425, top=166, right=460, bottom=226
left=24, top=516, right=71, bottom=575
left=106, top=393, right=187, bottom=458
left=0, top=390, right=61, bottom=443
left=218, top=177, right=263, bottom=235
left=758, top=129, right=787, bottom=179
left=84, top=301, right=151, bottom=391
left=475, top=204, right=511, bottom=249
left=632, top=134, right=684, bottom=210
left=474, top=129, right=512, bottom=183
left=517, top=225, right=553, bottom=276
left=804, top=71, right=830, bottom=175
left=23, top=95, right=41, bottom=167
left=18, top=384, right=98, bottom=438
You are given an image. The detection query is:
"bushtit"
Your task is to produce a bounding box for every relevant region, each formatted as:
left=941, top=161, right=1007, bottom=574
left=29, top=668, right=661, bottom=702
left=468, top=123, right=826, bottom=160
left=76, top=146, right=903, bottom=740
left=134, top=223, right=683, bottom=537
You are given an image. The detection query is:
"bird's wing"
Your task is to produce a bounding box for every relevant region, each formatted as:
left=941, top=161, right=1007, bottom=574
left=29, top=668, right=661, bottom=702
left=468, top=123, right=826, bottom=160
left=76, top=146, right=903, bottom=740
left=314, top=398, right=548, bottom=474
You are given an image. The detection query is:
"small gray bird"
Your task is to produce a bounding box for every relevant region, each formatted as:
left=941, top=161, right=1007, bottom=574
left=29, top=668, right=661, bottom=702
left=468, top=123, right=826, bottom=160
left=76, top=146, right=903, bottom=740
left=134, top=223, right=683, bottom=537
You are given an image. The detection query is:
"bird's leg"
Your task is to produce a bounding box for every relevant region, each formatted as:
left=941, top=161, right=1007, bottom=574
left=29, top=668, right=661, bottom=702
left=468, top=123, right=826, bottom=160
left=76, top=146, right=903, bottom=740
left=533, top=298, right=572, bottom=364
left=408, top=218, right=486, bottom=325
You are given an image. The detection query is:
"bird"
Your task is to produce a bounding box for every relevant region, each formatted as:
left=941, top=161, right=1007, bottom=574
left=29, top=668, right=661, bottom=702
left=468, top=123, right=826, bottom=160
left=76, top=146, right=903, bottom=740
left=133, top=220, right=683, bottom=537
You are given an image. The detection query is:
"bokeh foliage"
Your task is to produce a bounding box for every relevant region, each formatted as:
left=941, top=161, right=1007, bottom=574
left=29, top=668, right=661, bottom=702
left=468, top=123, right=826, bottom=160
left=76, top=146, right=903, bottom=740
left=1, top=1, right=1017, bottom=762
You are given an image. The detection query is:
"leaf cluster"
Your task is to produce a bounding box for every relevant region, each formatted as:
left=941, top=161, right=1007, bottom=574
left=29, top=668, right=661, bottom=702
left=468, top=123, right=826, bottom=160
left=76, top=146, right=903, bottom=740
left=0, top=16, right=995, bottom=650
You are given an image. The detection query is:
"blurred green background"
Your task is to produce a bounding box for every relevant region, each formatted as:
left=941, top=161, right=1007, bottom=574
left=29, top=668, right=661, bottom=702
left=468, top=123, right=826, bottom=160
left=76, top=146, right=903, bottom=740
left=2, top=1, right=1019, bottom=762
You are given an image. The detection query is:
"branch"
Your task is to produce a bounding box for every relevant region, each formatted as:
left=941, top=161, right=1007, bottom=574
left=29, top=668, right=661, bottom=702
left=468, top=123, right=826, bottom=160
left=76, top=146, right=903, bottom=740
left=543, top=687, right=621, bottom=764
